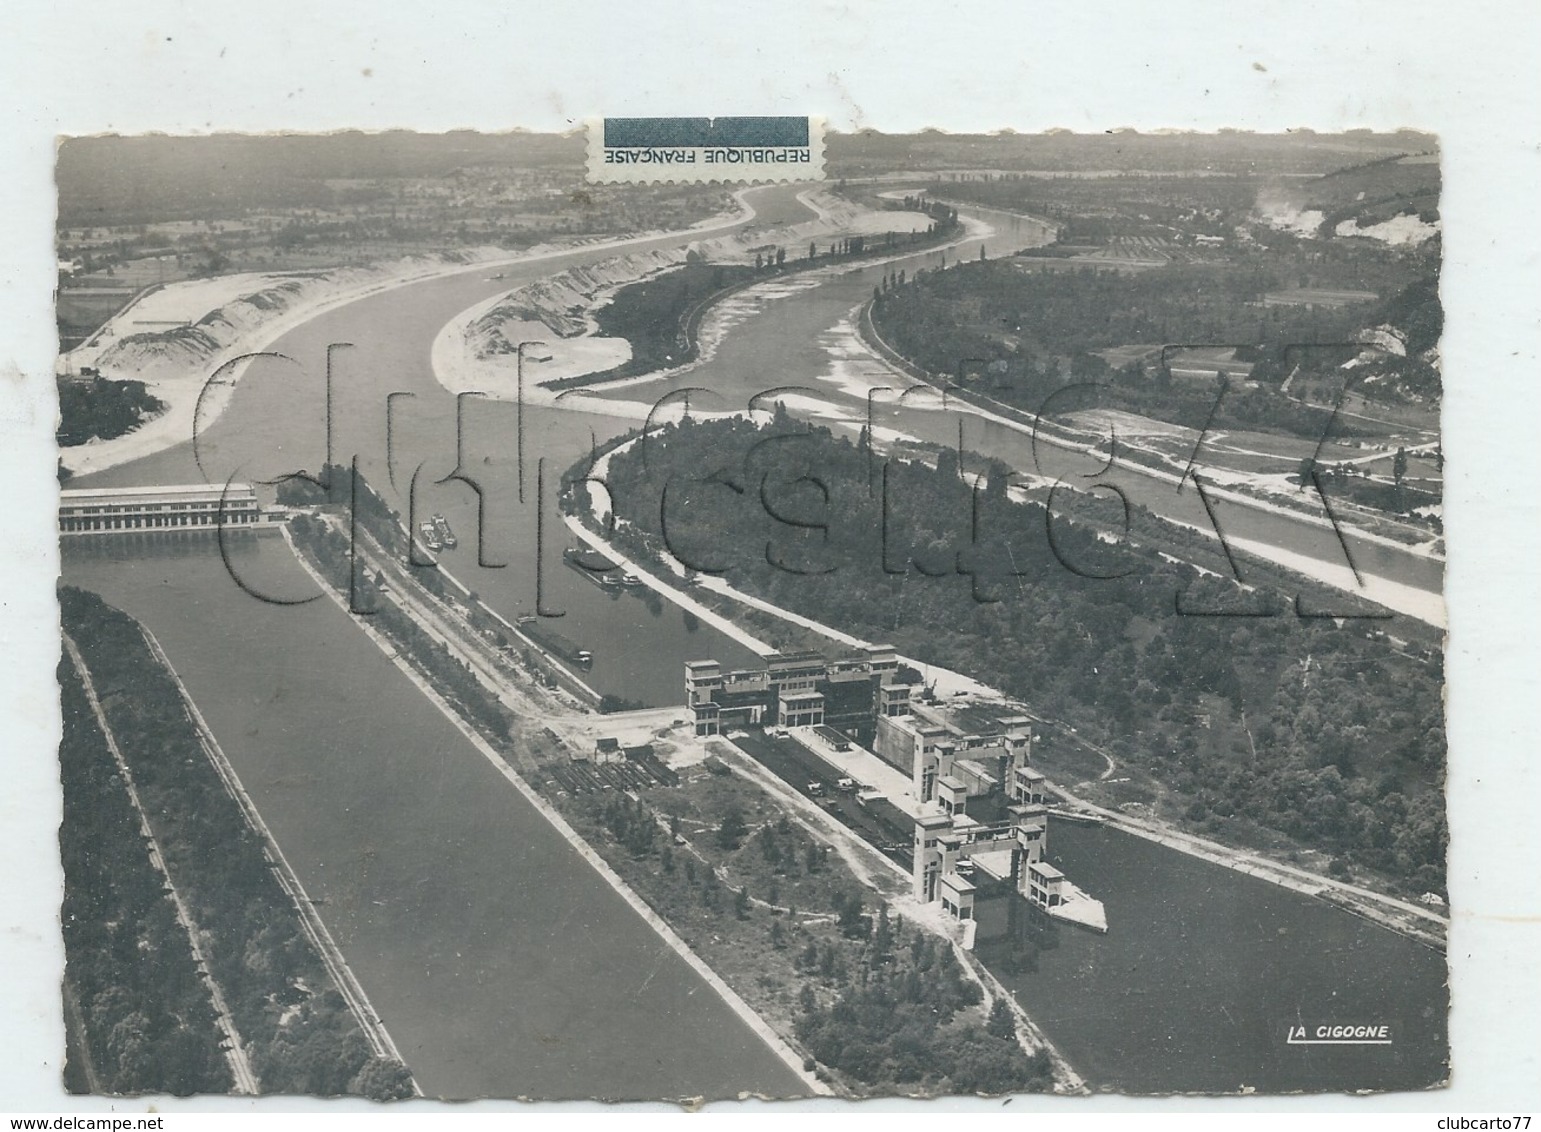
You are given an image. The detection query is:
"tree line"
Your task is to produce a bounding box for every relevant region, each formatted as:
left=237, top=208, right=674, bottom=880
left=59, top=585, right=415, bottom=1099
left=58, top=655, right=233, bottom=1095
left=870, top=256, right=1441, bottom=438
left=57, top=374, right=165, bottom=447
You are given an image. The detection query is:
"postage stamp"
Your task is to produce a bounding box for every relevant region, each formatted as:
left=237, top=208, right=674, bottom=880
left=51, top=125, right=1448, bottom=1102
left=587, top=116, right=825, bottom=183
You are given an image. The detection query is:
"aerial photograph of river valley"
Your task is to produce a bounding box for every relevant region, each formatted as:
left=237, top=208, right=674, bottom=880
left=53, top=127, right=1448, bottom=1101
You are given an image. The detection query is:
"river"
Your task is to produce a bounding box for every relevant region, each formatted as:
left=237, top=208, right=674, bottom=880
left=66, top=183, right=1447, bottom=1096
left=592, top=200, right=1443, bottom=607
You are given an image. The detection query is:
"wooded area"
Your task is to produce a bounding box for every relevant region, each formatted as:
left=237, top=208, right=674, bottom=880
left=870, top=256, right=1441, bottom=440
left=56, top=374, right=164, bottom=447
left=598, top=417, right=1447, bottom=896
left=566, top=775, right=1051, bottom=1096
left=546, top=196, right=966, bottom=392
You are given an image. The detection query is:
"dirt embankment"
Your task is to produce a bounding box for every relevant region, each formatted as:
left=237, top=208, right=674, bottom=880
left=94, top=251, right=512, bottom=382
left=467, top=248, right=686, bottom=352
left=451, top=189, right=955, bottom=396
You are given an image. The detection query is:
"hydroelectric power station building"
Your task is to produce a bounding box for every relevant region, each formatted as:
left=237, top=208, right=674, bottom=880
left=59, top=483, right=262, bottom=535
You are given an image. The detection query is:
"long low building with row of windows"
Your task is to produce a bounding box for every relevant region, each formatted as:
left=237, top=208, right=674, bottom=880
left=59, top=483, right=264, bottom=535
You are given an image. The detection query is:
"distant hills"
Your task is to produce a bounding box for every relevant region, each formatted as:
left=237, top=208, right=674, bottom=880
left=56, top=131, right=585, bottom=226
left=823, top=128, right=1436, bottom=178
left=57, top=128, right=1438, bottom=228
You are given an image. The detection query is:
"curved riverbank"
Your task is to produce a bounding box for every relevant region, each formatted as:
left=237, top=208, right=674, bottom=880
left=555, top=434, right=1447, bottom=1091
left=60, top=193, right=767, bottom=480
left=857, top=295, right=1446, bottom=627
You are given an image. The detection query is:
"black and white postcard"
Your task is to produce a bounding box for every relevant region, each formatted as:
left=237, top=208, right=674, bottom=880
left=5, top=0, right=1539, bottom=1115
